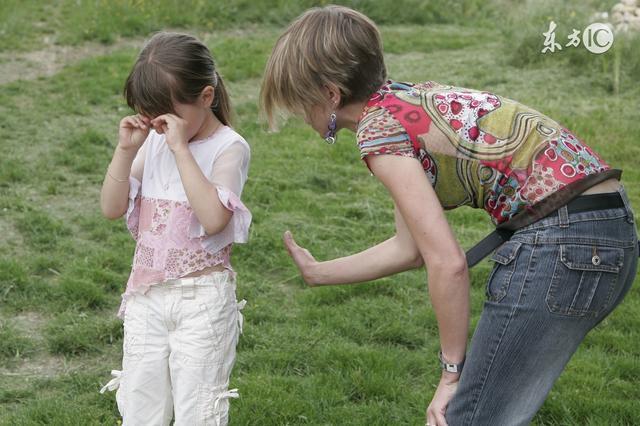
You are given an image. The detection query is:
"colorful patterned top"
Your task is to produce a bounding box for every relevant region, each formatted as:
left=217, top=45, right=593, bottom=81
left=357, top=81, right=620, bottom=226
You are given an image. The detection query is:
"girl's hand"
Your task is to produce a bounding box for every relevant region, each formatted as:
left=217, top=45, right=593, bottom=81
left=118, top=114, right=150, bottom=152
left=425, top=374, right=459, bottom=426
left=151, top=114, right=189, bottom=154
left=283, top=230, right=319, bottom=285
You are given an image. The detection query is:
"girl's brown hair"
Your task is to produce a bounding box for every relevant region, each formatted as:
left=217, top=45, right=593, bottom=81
left=260, top=5, right=386, bottom=129
left=124, top=32, right=232, bottom=126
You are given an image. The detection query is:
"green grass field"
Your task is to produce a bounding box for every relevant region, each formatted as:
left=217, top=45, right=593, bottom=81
left=1, top=0, right=639, bottom=424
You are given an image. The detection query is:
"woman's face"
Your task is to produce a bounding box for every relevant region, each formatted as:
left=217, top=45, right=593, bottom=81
left=304, top=103, right=332, bottom=138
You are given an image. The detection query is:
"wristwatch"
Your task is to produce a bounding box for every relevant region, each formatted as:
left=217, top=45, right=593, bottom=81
left=439, top=350, right=465, bottom=373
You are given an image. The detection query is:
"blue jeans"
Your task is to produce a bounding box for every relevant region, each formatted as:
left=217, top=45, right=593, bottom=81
left=446, top=186, right=639, bottom=426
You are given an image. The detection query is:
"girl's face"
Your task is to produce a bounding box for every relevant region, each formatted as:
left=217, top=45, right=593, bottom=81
left=172, top=101, right=211, bottom=141
left=147, top=86, right=217, bottom=142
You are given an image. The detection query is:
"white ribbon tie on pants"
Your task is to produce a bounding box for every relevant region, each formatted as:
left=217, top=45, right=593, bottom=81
left=212, top=388, right=239, bottom=426
left=99, top=370, right=122, bottom=394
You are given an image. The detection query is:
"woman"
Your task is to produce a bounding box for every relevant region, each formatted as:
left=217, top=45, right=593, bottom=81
left=260, top=6, right=638, bottom=425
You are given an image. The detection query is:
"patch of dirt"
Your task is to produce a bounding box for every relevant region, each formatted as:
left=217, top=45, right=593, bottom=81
left=0, top=25, right=278, bottom=86
left=0, top=311, right=122, bottom=381
left=11, top=311, right=47, bottom=339
left=0, top=37, right=143, bottom=86
left=0, top=311, right=67, bottom=378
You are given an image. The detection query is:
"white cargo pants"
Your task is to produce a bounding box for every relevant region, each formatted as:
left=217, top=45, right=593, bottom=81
left=100, top=271, right=245, bottom=425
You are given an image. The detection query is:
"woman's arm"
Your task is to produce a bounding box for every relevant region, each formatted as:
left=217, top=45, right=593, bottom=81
left=367, top=153, right=469, bottom=426
left=367, top=154, right=469, bottom=360
left=284, top=204, right=423, bottom=285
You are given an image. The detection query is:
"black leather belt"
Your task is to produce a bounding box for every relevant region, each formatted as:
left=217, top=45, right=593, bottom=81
left=465, top=192, right=627, bottom=267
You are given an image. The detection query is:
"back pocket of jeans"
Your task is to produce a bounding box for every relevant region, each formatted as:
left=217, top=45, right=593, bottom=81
left=545, top=244, right=623, bottom=317
left=486, top=240, right=522, bottom=303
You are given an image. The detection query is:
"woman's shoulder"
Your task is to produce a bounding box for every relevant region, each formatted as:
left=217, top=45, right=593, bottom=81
left=356, top=102, right=415, bottom=161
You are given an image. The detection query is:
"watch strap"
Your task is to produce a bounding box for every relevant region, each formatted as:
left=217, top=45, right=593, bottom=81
left=439, top=350, right=465, bottom=373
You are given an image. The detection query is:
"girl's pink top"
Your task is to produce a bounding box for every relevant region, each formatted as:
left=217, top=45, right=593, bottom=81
left=118, top=126, right=251, bottom=318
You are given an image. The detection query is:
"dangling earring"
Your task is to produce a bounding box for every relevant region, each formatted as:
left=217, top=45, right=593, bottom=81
left=324, top=112, right=337, bottom=145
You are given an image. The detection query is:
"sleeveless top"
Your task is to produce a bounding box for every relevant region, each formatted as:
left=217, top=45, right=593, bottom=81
left=357, top=81, right=621, bottom=226
left=118, top=126, right=251, bottom=318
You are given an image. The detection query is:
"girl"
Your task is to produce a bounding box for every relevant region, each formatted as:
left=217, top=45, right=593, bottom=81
left=260, top=6, right=638, bottom=426
left=98, top=32, right=251, bottom=426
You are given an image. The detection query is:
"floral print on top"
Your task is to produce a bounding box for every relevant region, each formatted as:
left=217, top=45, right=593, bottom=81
left=119, top=183, right=250, bottom=319
left=117, top=127, right=251, bottom=319
left=357, top=81, right=616, bottom=225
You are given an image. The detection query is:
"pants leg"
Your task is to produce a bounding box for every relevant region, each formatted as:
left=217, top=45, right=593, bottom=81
left=446, top=207, right=638, bottom=426
left=170, top=274, right=244, bottom=426
left=117, top=291, right=173, bottom=426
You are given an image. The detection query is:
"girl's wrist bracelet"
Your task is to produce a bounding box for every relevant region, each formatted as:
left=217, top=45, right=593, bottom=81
left=107, top=168, right=128, bottom=183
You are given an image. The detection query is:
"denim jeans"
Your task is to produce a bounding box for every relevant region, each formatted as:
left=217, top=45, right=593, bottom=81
left=446, top=186, right=638, bottom=426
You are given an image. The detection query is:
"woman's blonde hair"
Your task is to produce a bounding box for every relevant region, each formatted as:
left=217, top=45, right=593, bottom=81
left=260, top=5, right=386, bottom=129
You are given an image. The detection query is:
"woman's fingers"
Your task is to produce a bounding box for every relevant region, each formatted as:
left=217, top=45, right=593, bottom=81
left=434, top=412, right=448, bottom=426
left=426, top=409, right=436, bottom=426
left=284, top=230, right=299, bottom=248
left=427, top=407, right=447, bottom=426
left=283, top=231, right=303, bottom=260
left=426, top=409, right=447, bottom=426
left=283, top=231, right=294, bottom=256
left=283, top=231, right=310, bottom=262
left=283, top=231, right=318, bottom=286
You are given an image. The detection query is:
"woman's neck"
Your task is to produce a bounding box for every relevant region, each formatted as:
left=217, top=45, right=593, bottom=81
left=336, top=100, right=369, bottom=133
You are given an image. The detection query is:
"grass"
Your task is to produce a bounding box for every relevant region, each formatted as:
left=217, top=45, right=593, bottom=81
left=1, top=0, right=639, bottom=424
left=0, top=321, right=35, bottom=361
left=0, top=0, right=501, bottom=52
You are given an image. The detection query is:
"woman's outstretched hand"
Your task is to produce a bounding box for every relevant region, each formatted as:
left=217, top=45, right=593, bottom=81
left=283, top=230, right=319, bottom=286
left=425, top=374, right=459, bottom=426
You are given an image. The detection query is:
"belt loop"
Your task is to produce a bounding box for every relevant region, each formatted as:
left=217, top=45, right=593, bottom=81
left=618, top=185, right=635, bottom=224
left=558, top=205, right=570, bottom=228
left=182, top=278, right=195, bottom=300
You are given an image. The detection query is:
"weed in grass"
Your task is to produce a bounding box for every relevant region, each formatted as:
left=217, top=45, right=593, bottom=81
left=0, top=320, right=35, bottom=360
